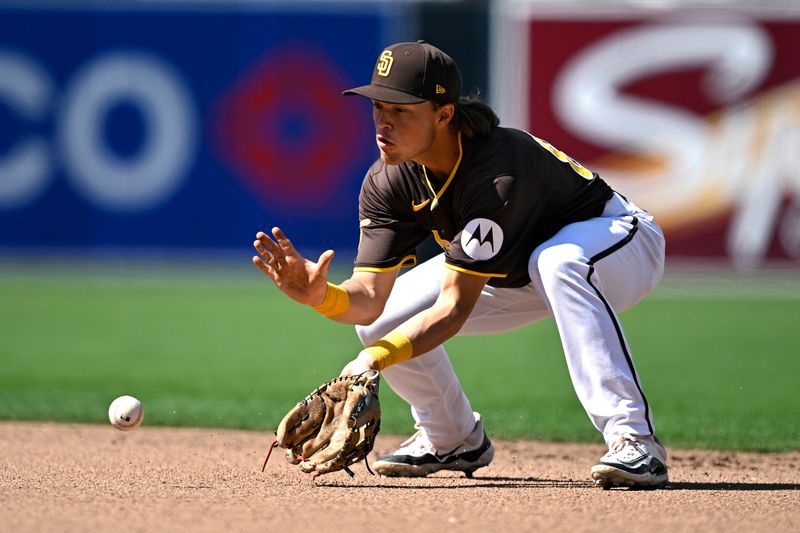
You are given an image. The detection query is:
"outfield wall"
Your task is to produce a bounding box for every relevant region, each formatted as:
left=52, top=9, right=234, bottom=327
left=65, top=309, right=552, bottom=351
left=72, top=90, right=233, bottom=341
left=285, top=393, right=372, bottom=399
left=0, top=1, right=412, bottom=256
left=1, top=0, right=798, bottom=270
left=490, top=0, right=800, bottom=268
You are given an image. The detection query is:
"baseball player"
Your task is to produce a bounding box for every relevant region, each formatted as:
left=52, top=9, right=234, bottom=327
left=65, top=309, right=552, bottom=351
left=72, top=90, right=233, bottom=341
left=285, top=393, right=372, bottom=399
left=253, top=41, right=668, bottom=489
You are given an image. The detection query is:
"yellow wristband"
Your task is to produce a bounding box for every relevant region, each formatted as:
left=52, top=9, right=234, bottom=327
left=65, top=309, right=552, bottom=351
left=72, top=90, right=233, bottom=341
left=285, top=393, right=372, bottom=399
left=311, top=283, right=350, bottom=318
left=363, top=332, right=414, bottom=371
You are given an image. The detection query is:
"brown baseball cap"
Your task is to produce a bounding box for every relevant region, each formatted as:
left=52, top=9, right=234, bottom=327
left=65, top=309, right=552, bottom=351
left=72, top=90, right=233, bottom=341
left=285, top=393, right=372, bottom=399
left=343, top=41, right=462, bottom=104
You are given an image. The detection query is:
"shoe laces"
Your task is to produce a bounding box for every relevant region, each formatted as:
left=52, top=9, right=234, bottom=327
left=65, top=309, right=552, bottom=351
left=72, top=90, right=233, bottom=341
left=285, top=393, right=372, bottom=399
left=609, top=434, right=648, bottom=459
left=397, top=430, right=436, bottom=455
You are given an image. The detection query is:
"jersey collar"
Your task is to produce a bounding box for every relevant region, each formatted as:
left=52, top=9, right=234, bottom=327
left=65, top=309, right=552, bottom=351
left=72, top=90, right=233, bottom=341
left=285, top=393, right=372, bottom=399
left=422, top=131, right=463, bottom=210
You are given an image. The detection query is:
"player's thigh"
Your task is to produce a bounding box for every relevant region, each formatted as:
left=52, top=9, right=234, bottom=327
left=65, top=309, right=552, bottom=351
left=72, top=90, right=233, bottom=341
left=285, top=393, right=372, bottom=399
left=458, top=283, right=550, bottom=336
left=358, top=252, right=551, bottom=340
left=530, top=215, right=664, bottom=312
left=591, top=216, right=664, bottom=310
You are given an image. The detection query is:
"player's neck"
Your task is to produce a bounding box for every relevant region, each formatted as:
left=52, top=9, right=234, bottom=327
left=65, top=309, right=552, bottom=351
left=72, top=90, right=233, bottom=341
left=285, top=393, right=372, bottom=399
left=417, top=129, right=461, bottom=183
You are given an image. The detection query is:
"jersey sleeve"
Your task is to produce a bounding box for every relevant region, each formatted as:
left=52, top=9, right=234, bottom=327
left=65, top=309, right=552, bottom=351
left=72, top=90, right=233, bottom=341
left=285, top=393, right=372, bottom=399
left=354, top=166, right=430, bottom=272
left=444, top=174, right=545, bottom=279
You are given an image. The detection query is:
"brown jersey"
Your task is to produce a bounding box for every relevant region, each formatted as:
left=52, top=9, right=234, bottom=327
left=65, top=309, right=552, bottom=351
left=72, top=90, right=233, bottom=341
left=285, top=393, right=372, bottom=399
left=354, top=127, right=613, bottom=288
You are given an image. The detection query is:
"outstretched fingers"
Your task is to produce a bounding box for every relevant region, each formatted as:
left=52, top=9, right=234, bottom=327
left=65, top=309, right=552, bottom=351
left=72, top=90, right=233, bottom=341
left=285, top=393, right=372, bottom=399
left=252, top=227, right=332, bottom=307
left=252, top=253, right=277, bottom=281
left=255, top=230, right=288, bottom=268
left=271, top=227, right=299, bottom=259
left=252, top=231, right=284, bottom=280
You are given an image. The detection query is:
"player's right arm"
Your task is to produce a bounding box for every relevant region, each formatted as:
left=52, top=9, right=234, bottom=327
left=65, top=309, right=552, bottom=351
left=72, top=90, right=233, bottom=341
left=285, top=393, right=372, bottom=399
left=252, top=227, right=397, bottom=326
left=332, top=269, right=397, bottom=325
left=252, top=162, right=416, bottom=324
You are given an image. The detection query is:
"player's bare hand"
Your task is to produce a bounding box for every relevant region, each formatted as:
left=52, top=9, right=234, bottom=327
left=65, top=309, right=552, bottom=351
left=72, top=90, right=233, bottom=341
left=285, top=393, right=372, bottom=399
left=340, top=351, right=379, bottom=376
left=252, top=227, right=334, bottom=306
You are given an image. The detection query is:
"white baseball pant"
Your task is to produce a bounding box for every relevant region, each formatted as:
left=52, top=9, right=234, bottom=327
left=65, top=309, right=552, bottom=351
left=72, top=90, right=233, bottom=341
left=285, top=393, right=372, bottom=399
left=355, top=192, right=666, bottom=450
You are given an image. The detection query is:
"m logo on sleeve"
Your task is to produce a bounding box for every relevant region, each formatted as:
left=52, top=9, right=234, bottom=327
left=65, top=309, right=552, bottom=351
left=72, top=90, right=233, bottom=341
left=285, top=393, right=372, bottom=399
left=461, top=218, right=504, bottom=260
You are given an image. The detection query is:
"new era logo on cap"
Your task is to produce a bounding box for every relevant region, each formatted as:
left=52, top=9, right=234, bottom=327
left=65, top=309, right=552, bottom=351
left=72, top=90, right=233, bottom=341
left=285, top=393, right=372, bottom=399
left=343, top=41, right=462, bottom=104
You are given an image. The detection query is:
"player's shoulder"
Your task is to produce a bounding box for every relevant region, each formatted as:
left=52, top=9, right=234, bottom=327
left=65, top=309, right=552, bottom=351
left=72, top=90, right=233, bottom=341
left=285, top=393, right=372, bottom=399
left=364, top=158, right=388, bottom=182
left=361, top=158, right=422, bottom=200
left=459, top=127, right=534, bottom=177
left=463, top=127, right=534, bottom=161
left=470, top=126, right=539, bottom=153
left=364, top=158, right=420, bottom=183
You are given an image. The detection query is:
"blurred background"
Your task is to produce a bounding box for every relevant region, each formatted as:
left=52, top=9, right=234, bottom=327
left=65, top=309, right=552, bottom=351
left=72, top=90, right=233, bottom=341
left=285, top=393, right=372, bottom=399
left=2, top=0, right=799, bottom=266
left=1, top=0, right=799, bottom=450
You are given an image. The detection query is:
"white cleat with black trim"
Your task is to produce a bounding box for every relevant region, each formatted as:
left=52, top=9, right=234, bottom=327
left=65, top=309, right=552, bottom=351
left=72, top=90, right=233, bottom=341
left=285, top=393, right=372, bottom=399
left=373, top=412, right=494, bottom=478
left=591, top=434, right=669, bottom=489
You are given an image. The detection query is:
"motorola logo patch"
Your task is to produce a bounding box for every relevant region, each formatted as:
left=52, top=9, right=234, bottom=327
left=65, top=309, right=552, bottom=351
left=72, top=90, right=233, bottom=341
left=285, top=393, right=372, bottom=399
left=460, top=218, right=503, bottom=260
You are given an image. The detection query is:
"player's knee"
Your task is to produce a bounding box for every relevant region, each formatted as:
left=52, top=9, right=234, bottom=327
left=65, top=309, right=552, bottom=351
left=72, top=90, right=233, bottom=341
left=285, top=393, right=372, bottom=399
left=529, top=245, right=589, bottom=290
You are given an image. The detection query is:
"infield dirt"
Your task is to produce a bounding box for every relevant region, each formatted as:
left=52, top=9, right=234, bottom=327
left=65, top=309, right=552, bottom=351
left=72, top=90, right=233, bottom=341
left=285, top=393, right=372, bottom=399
left=2, top=422, right=797, bottom=532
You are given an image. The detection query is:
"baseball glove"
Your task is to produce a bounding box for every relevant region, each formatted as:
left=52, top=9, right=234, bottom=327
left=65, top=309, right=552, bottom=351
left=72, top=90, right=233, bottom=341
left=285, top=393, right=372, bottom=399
left=262, top=370, right=381, bottom=478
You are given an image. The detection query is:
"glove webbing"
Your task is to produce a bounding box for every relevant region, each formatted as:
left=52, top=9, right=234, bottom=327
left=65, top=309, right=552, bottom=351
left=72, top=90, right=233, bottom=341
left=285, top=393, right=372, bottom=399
left=261, top=373, right=378, bottom=478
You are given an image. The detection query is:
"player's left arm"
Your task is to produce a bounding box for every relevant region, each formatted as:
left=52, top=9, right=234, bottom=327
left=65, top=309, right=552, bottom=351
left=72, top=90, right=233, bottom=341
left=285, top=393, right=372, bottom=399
left=340, top=267, right=487, bottom=375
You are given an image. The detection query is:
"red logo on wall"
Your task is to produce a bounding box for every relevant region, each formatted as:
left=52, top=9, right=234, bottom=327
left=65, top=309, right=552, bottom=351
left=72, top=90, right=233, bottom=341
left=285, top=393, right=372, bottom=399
left=211, top=44, right=370, bottom=211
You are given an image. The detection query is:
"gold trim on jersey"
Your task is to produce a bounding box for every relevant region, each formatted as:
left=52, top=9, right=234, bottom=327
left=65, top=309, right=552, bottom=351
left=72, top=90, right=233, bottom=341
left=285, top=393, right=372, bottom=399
left=432, top=230, right=450, bottom=250
left=444, top=263, right=508, bottom=278
left=526, top=132, right=593, bottom=180
left=354, top=254, right=417, bottom=272
left=422, top=131, right=463, bottom=210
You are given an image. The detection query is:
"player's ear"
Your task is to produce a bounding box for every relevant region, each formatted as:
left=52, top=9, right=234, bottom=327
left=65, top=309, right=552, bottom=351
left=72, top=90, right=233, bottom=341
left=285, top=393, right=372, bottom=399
left=435, top=103, right=455, bottom=125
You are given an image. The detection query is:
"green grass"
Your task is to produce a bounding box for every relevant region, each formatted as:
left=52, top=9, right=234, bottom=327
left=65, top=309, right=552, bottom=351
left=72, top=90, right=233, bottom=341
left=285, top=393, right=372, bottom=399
left=1, top=265, right=798, bottom=452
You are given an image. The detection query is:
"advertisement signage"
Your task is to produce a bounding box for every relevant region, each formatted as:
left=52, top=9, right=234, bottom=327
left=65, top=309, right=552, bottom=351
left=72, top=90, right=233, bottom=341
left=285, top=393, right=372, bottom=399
left=492, top=4, right=800, bottom=265
left=0, top=4, right=394, bottom=254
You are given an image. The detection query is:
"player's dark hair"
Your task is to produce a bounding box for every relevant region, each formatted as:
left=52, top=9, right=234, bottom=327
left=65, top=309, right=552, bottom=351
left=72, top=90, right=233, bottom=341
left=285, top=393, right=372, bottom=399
left=451, top=92, right=500, bottom=138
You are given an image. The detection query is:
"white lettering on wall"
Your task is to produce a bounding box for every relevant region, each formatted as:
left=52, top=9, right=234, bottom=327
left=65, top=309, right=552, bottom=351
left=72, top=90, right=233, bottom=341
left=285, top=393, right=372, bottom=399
left=0, top=50, right=54, bottom=209
left=553, top=20, right=800, bottom=265
left=0, top=48, right=197, bottom=213
left=58, top=51, right=197, bottom=212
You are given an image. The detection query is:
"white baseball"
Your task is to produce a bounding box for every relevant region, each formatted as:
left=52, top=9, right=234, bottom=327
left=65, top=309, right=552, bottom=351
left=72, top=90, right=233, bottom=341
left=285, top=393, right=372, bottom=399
left=108, top=395, right=144, bottom=431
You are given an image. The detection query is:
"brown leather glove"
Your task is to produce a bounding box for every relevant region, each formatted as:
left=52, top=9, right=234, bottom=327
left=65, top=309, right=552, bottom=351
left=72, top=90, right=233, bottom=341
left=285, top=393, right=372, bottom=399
left=264, top=371, right=381, bottom=478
